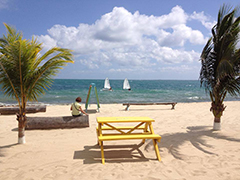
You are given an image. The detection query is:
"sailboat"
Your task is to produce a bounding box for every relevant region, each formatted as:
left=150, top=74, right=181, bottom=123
left=102, top=78, right=112, bottom=91
left=123, top=78, right=131, bottom=90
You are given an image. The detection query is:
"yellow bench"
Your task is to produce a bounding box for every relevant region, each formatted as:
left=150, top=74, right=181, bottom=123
left=98, top=133, right=161, bottom=141
left=96, top=117, right=161, bottom=164
left=96, top=126, right=148, bottom=144
left=97, top=126, right=145, bottom=130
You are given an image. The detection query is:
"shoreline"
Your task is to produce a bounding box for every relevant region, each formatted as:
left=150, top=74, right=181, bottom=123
left=0, top=100, right=240, bottom=109
left=1, top=101, right=240, bottom=179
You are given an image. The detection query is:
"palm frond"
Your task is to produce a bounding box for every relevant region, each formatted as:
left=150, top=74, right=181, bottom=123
left=0, top=23, right=74, bottom=106
left=217, top=4, right=232, bottom=28
left=200, top=4, right=240, bottom=103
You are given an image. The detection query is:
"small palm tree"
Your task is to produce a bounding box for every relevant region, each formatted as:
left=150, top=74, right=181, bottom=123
left=0, top=23, right=73, bottom=143
left=200, top=5, right=240, bottom=130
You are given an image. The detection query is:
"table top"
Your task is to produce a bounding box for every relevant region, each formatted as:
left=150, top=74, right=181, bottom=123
left=97, top=117, right=155, bottom=123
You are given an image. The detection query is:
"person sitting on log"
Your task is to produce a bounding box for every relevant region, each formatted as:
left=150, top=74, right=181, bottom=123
left=70, top=97, right=88, bottom=117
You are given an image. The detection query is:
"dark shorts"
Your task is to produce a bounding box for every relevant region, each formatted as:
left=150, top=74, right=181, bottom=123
left=72, top=114, right=82, bottom=117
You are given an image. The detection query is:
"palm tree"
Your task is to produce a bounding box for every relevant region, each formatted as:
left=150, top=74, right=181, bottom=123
left=200, top=5, right=240, bottom=130
left=0, top=23, right=73, bottom=143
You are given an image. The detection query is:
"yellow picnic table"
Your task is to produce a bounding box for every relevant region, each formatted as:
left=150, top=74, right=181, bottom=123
left=96, top=117, right=161, bottom=164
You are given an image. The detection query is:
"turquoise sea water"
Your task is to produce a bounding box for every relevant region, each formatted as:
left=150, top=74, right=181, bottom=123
left=0, top=79, right=239, bottom=105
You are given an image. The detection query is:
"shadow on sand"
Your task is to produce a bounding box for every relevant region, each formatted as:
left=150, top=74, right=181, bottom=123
left=0, top=143, right=18, bottom=159
left=145, top=126, right=240, bottom=160
left=85, top=109, right=98, bottom=114
left=73, top=142, right=156, bottom=164
left=2, top=126, right=240, bottom=164
left=74, top=126, right=240, bottom=164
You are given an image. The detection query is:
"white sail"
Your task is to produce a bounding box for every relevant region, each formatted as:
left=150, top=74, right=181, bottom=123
left=104, top=78, right=111, bottom=89
left=123, top=78, right=131, bottom=90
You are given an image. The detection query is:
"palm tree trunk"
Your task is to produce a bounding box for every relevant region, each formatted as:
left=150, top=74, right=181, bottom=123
left=18, top=124, right=25, bottom=144
left=213, top=117, right=221, bottom=130
left=17, top=113, right=26, bottom=144
left=211, top=102, right=226, bottom=131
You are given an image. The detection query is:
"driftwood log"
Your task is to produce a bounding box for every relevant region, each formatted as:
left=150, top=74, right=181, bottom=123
left=26, top=115, right=89, bottom=130
left=0, top=105, right=46, bottom=115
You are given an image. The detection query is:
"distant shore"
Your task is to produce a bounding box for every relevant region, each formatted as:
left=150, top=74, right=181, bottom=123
left=1, top=99, right=240, bottom=107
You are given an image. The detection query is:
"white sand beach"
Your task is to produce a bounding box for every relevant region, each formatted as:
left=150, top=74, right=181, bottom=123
left=0, top=101, right=240, bottom=180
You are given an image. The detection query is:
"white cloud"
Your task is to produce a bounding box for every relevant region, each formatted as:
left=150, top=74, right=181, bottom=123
left=93, top=5, right=188, bottom=43
left=157, top=24, right=207, bottom=46
left=190, top=11, right=216, bottom=30
left=152, top=46, right=200, bottom=63
left=160, top=65, right=199, bottom=72
left=37, top=6, right=210, bottom=78
left=109, top=68, right=135, bottom=73
left=37, top=34, right=57, bottom=51
left=80, top=59, right=99, bottom=69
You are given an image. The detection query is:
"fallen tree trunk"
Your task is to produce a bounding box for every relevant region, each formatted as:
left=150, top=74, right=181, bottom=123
left=0, top=105, right=46, bottom=115
left=26, top=115, right=89, bottom=130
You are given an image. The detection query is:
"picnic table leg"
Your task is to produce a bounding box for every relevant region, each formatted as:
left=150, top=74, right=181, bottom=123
left=97, top=123, right=103, bottom=145
left=142, top=122, right=149, bottom=143
left=99, top=141, right=105, bottom=164
left=153, top=139, right=161, bottom=161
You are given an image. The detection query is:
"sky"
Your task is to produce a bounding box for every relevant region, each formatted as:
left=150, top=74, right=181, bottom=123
left=0, top=0, right=239, bottom=80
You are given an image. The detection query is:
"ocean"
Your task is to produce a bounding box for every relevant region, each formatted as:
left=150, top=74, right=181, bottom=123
left=0, top=79, right=239, bottom=106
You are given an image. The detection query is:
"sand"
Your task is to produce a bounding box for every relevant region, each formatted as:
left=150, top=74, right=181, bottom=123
left=0, top=101, right=240, bottom=180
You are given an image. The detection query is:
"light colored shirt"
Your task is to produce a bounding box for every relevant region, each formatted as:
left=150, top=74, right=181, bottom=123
left=71, top=102, right=81, bottom=116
